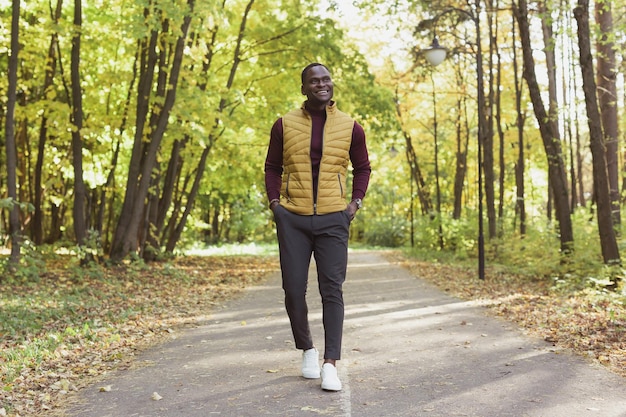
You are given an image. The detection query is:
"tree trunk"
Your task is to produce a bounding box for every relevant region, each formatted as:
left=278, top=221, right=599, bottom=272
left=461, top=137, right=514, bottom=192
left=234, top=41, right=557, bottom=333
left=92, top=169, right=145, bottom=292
left=100, top=50, right=138, bottom=253
left=32, top=0, right=63, bottom=245
left=514, top=0, right=574, bottom=253
left=493, top=5, right=506, bottom=236
left=110, top=0, right=195, bottom=261
left=166, top=146, right=211, bottom=252
left=539, top=0, right=564, bottom=220
left=5, top=0, right=22, bottom=268
left=394, top=95, right=433, bottom=216
left=70, top=0, right=88, bottom=250
left=483, top=0, right=497, bottom=240
left=452, top=75, right=469, bottom=221
left=406, top=138, right=433, bottom=216
left=511, top=5, right=526, bottom=235
left=431, top=75, right=444, bottom=249
left=594, top=1, right=620, bottom=228
left=109, top=26, right=158, bottom=259
left=574, top=0, right=620, bottom=266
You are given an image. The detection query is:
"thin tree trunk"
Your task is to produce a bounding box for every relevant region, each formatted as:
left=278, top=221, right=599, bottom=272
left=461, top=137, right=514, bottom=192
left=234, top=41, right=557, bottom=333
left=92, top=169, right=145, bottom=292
left=560, top=1, right=578, bottom=212
left=156, top=138, right=185, bottom=237
left=452, top=67, right=469, bottom=220
left=431, top=75, right=444, bottom=249
left=493, top=3, right=506, bottom=236
left=539, top=0, right=563, bottom=222
left=166, top=146, right=210, bottom=252
left=514, top=0, right=574, bottom=253
left=574, top=0, right=620, bottom=266
left=594, top=0, right=620, bottom=228
left=406, top=137, right=433, bottom=216
left=483, top=0, right=497, bottom=240
left=32, top=0, right=63, bottom=245
left=163, top=171, right=193, bottom=246
left=394, top=92, right=433, bottom=215
left=511, top=1, right=526, bottom=235
left=5, top=0, right=22, bottom=268
left=70, top=0, right=88, bottom=250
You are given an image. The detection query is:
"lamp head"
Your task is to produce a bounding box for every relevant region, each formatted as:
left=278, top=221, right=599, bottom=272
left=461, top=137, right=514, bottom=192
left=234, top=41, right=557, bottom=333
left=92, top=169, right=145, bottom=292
left=424, top=37, right=447, bottom=66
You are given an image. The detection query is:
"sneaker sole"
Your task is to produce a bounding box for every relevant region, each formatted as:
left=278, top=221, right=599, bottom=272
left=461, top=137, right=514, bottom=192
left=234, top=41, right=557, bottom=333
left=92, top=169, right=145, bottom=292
left=321, top=382, right=342, bottom=391
left=302, top=369, right=321, bottom=379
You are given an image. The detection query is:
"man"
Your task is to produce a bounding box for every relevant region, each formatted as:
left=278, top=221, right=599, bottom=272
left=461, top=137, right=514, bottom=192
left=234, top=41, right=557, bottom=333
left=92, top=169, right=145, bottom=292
left=264, top=63, right=371, bottom=391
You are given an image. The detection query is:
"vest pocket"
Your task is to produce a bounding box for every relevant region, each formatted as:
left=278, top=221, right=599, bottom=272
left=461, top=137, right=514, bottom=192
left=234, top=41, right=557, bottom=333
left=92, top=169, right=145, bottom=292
left=337, top=173, right=344, bottom=198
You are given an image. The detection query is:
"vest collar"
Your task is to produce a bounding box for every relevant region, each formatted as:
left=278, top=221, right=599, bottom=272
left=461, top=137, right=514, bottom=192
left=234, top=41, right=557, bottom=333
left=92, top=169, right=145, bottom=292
left=301, top=100, right=337, bottom=116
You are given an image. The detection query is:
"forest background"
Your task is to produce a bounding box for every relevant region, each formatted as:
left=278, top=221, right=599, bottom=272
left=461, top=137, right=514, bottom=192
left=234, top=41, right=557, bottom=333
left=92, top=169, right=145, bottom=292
left=1, top=0, right=626, bottom=415
left=2, top=0, right=626, bottom=277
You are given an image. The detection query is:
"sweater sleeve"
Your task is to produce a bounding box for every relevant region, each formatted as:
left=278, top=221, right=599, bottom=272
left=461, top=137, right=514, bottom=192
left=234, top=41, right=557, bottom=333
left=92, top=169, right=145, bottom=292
left=349, top=122, right=371, bottom=201
left=264, top=118, right=284, bottom=202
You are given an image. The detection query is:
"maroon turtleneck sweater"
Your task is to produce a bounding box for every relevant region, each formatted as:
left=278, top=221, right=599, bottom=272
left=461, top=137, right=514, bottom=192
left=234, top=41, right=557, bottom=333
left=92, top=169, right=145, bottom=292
left=264, top=103, right=371, bottom=207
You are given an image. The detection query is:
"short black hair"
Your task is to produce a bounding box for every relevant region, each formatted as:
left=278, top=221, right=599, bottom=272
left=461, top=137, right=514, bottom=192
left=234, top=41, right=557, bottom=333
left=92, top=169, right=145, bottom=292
left=301, top=63, right=330, bottom=84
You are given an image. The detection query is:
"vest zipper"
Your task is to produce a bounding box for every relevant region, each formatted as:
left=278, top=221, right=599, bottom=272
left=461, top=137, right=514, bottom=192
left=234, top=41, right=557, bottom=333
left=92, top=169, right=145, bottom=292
left=314, top=118, right=327, bottom=215
left=338, top=173, right=343, bottom=197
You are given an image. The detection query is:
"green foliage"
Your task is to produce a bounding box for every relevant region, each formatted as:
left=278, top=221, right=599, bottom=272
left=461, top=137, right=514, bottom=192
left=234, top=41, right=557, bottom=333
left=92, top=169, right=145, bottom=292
left=1, top=0, right=624, bottom=292
left=0, top=240, right=46, bottom=283
left=361, top=214, right=407, bottom=247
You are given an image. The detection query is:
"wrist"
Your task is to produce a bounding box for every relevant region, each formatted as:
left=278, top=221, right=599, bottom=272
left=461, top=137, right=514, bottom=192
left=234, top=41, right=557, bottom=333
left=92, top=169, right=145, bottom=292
left=269, top=198, right=280, bottom=210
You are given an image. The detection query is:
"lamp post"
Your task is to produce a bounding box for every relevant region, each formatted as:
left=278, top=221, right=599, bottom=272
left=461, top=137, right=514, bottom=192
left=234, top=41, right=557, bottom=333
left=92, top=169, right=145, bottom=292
left=423, top=6, right=486, bottom=280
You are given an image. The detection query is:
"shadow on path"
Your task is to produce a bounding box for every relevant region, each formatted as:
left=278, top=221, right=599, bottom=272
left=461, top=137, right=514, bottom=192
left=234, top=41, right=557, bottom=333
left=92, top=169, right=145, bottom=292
left=66, top=250, right=626, bottom=417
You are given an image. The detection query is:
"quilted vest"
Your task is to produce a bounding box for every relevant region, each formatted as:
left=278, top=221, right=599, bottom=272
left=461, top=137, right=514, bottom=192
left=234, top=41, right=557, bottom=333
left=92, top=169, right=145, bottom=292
left=281, top=102, right=355, bottom=215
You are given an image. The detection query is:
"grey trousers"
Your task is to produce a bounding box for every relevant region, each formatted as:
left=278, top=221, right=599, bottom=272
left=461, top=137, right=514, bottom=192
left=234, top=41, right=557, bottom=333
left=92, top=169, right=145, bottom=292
left=273, top=206, right=351, bottom=360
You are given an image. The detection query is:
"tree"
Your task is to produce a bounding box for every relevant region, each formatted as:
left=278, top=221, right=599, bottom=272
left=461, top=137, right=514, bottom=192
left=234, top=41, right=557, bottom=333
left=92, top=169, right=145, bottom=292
left=511, top=5, right=526, bottom=235
left=594, top=0, right=620, bottom=228
left=31, top=0, right=63, bottom=245
left=70, top=0, right=88, bottom=253
left=109, top=0, right=195, bottom=261
left=4, top=0, right=22, bottom=269
left=573, top=0, right=620, bottom=266
left=513, top=0, right=574, bottom=254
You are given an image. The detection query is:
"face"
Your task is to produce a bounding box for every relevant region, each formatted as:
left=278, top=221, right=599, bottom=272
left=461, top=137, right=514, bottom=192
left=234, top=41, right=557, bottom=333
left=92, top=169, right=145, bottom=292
left=301, top=65, right=333, bottom=108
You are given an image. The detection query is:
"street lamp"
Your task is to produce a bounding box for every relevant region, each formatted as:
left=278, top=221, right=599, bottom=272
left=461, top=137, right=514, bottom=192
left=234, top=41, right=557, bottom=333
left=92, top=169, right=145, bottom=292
left=424, top=37, right=447, bottom=67
left=422, top=7, right=486, bottom=280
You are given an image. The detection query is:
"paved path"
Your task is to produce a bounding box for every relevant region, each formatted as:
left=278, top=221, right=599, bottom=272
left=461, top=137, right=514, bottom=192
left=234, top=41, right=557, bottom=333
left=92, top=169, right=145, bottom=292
left=67, top=251, right=626, bottom=417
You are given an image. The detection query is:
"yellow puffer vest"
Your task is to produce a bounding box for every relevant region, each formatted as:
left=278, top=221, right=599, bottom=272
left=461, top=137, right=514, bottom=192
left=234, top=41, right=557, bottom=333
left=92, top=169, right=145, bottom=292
left=281, top=102, right=355, bottom=215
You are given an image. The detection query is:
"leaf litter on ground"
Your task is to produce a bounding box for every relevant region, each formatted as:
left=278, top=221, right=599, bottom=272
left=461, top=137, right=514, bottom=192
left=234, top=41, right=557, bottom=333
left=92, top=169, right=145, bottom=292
left=0, top=255, right=279, bottom=417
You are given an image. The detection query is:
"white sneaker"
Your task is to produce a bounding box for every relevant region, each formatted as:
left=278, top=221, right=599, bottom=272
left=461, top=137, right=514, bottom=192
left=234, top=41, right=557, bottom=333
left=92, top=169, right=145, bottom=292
left=321, top=363, right=342, bottom=391
left=301, top=348, right=320, bottom=379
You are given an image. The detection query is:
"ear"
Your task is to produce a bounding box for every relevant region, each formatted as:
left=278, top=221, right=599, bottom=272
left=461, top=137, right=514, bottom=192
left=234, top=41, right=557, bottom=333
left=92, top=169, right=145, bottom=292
left=301, top=85, right=306, bottom=95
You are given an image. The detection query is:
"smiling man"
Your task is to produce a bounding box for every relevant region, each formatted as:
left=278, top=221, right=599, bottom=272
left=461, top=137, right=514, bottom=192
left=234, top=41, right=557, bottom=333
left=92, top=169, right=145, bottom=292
left=264, top=63, right=371, bottom=391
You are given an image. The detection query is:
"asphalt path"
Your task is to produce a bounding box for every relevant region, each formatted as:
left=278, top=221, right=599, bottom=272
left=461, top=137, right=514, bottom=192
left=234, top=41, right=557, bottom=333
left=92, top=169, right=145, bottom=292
left=66, top=250, right=626, bottom=417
